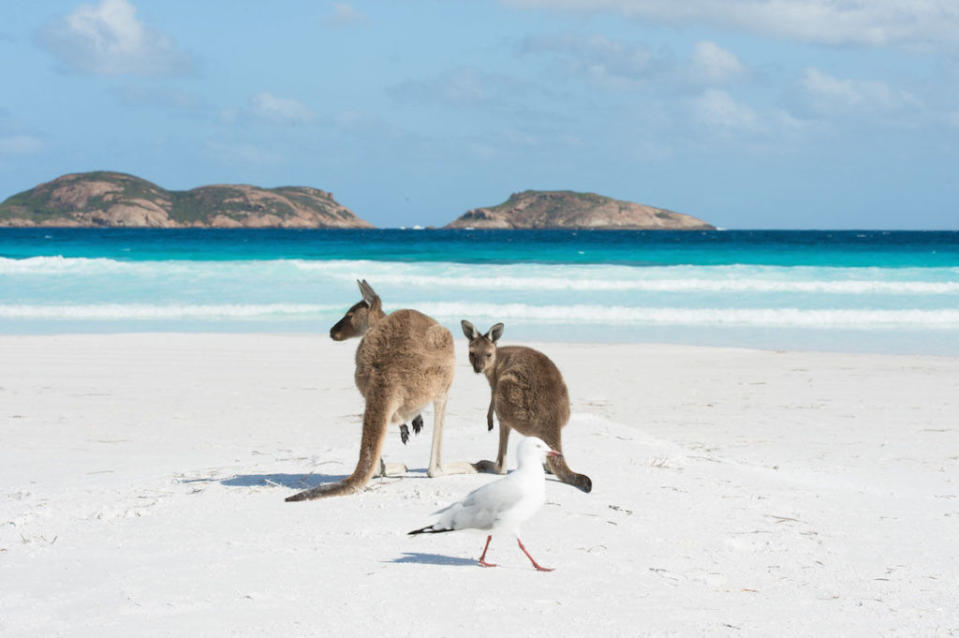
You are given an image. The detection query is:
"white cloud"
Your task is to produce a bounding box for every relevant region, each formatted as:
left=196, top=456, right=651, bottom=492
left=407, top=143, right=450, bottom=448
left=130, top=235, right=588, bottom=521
left=521, top=34, right=660, bottom=87
left=0, top=135, right=45, bottom=155
left=688, top=41, right=746, bottom=85
left=38, top=0, right=192, bottom=76
left=323, top=3, right=367, bottom=27
left=390, top=67, right=537, bottom=109
left=799, top=67, right=922, bottom=117
left=250, top=92, right=315, bottom=125
left=691, top=89, right=758, bottom=132
left=521, top=35, right=748, bottom=90
left=503, top=0, right=959, bottom=51
left=689, top=89, right=810, bottom=146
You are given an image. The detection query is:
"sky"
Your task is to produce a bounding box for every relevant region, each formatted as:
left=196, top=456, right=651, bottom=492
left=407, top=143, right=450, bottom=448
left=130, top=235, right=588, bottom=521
left=1, top=1, right=957, bottom=229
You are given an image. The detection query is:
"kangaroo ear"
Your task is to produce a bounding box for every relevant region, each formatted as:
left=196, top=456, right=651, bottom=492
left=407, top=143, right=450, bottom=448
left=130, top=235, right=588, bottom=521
left=461, top=319, right=479, bottom=340
left=357, top=280, right=379, bottom=306
left=486, top=323, right=504, bottom=343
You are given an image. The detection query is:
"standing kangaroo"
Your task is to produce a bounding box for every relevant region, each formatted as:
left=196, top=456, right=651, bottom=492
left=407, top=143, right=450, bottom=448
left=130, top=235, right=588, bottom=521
left=461, top=320, right=592, bottom=493
left=286, top=281, right=474, bottom=501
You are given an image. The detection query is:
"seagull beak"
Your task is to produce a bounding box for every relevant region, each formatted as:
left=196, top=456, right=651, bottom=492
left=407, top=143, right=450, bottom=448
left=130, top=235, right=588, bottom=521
left=546, top=449, right=562, bottom=458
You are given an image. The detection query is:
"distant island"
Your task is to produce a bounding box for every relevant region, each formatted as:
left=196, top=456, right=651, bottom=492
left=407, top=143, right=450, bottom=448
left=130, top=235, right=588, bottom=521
left=0, top=172, right=714, bottom=230
left=0, top=171, right=373, bottom=228
left=445, top=190, right=714, bottom=230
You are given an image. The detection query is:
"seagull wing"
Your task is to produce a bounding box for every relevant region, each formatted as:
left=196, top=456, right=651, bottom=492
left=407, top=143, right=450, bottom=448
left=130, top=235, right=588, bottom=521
left=435, top=475, right=527, bottom=532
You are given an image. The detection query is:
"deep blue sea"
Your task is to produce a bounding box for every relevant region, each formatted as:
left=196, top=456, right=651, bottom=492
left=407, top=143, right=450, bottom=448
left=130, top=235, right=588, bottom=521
left=2, top=228, right=958, bottom=354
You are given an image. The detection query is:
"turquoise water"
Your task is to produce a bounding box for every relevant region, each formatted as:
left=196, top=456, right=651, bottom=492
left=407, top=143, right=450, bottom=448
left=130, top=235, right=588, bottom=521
left=2, top=229, right=958, bottom=354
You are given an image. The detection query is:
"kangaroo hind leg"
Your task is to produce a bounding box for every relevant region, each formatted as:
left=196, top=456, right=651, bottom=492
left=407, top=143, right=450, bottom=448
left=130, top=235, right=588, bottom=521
left=427, top=394, right=476, bottom=477
left=474, top=422, right=510, bottom=474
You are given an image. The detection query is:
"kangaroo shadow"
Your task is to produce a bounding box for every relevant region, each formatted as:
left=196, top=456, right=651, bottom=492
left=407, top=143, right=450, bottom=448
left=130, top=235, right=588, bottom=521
left=220, top=473, right=349, bottom=490
left=387, top=552, right=477, bottom=567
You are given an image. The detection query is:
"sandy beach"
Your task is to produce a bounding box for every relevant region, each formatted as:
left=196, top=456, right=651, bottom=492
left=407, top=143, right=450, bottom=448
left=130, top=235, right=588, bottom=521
left=1, top=333, right=957, bottom=637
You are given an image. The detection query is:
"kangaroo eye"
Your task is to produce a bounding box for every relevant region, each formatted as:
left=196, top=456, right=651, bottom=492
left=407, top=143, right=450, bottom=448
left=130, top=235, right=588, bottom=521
left=486, top=354, right=492, bottom=358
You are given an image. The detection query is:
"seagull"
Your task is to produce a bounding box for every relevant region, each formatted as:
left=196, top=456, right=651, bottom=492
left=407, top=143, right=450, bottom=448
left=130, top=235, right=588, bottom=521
left=408, top=436, right=560, bottom=571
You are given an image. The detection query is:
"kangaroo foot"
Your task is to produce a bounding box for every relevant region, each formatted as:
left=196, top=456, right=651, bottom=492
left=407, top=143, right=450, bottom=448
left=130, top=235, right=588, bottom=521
left=374, top=459, right=407, bottom=478
left=428, top=461, right=478, bottom=478
left=411, top=414, right=424, bottom=435
left=472, top=459, right=505, bottom=474
left=400, top=424, right=410, bottom=445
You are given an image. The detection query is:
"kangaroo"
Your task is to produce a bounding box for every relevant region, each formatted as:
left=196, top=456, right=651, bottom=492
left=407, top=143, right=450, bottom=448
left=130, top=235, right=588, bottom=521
left=286, top=281, right=475, bottom=501
left=461, top=320, right=592, bottom=493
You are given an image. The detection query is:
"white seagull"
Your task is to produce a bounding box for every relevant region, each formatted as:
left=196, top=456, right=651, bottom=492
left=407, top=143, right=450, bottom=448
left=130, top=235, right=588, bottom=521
left=408, top=436, right=560, bottom=571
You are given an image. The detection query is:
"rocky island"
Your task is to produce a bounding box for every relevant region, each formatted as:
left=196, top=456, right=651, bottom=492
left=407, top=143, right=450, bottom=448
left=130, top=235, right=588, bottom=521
left=445, top=190, right=714, bottom=230
left=0, top=171, right=373, bottom=228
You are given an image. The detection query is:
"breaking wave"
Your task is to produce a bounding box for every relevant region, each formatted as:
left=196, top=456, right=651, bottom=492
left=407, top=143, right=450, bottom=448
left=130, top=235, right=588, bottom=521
left=3, top=257, right=958, bottom=296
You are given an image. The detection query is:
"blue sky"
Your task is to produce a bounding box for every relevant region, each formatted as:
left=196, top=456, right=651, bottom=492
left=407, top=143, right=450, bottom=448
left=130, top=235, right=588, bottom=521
left=1, top=1, right=957, bottom=229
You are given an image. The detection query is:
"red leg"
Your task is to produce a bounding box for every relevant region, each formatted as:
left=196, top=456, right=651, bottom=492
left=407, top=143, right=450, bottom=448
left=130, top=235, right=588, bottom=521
left=517, top=538, right=554, bottom=572
left=478, top=535, right=497, bottom=567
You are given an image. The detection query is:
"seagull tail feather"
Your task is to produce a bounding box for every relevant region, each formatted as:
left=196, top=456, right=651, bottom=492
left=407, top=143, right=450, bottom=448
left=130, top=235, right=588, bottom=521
left=408, top=525, right=454, bottom=535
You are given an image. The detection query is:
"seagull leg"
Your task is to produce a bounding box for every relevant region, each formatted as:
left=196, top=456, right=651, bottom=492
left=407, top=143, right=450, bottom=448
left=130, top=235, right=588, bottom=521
left=478, top=535, right=497, bottom=568
left=517, top=538, right=554, bottom=572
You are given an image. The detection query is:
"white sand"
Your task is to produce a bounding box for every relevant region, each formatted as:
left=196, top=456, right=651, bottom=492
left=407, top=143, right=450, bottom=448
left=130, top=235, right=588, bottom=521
left=1, top=333, right=957, bottom=637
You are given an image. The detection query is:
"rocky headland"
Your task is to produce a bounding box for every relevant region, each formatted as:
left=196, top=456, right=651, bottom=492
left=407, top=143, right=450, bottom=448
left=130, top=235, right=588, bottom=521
left=444, top=190, right=714, bottom=230
left=0, top=171, right=373, bottom=228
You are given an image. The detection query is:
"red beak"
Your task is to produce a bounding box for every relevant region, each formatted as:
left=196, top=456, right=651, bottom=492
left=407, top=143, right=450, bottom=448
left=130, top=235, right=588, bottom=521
left=546, top=449, right=562, bottom=458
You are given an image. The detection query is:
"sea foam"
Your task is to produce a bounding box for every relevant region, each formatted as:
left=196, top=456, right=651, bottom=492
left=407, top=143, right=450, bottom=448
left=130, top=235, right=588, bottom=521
left=5, top=257, right=958, bottom=295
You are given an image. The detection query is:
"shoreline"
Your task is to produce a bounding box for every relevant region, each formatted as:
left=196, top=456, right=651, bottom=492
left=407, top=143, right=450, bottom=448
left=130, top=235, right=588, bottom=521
left=3, top=327, right=959, bottom=358
left=2, top=333, right=957, bottom=635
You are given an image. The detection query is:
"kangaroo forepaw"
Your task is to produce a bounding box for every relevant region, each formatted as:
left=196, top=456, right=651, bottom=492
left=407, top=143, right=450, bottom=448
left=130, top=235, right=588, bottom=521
left=411, top=414, right=424, bottom=435
left=399, top=424, right=410, bottom=445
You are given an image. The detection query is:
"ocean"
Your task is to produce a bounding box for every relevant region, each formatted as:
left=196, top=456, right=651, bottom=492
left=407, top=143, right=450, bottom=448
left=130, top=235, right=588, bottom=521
left=2, top=228, right=958, bottom=355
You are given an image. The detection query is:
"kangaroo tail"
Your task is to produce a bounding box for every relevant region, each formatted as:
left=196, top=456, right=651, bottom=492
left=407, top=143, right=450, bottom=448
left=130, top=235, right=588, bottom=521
left=546, top=455, right=592, bottom=493
left=543, top=438, right=593, bottom=494
left=286, top=397, right=392, bottom=502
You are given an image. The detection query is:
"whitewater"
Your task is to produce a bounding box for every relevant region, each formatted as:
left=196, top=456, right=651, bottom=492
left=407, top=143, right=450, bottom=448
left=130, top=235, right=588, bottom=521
left=2, top=229, right=958, bottom=354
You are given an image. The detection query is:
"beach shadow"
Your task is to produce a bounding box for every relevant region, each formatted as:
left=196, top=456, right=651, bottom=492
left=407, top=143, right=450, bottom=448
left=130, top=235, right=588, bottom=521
left=220, top=473, right=349, bottom=489
left=387, top=552, right=477, bottom=567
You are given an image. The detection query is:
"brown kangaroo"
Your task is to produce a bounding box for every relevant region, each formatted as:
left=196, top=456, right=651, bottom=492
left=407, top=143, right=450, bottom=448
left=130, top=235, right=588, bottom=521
left=461, top=320, right=592, bottom=493
left=286, top=281, right=474, bottom=501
